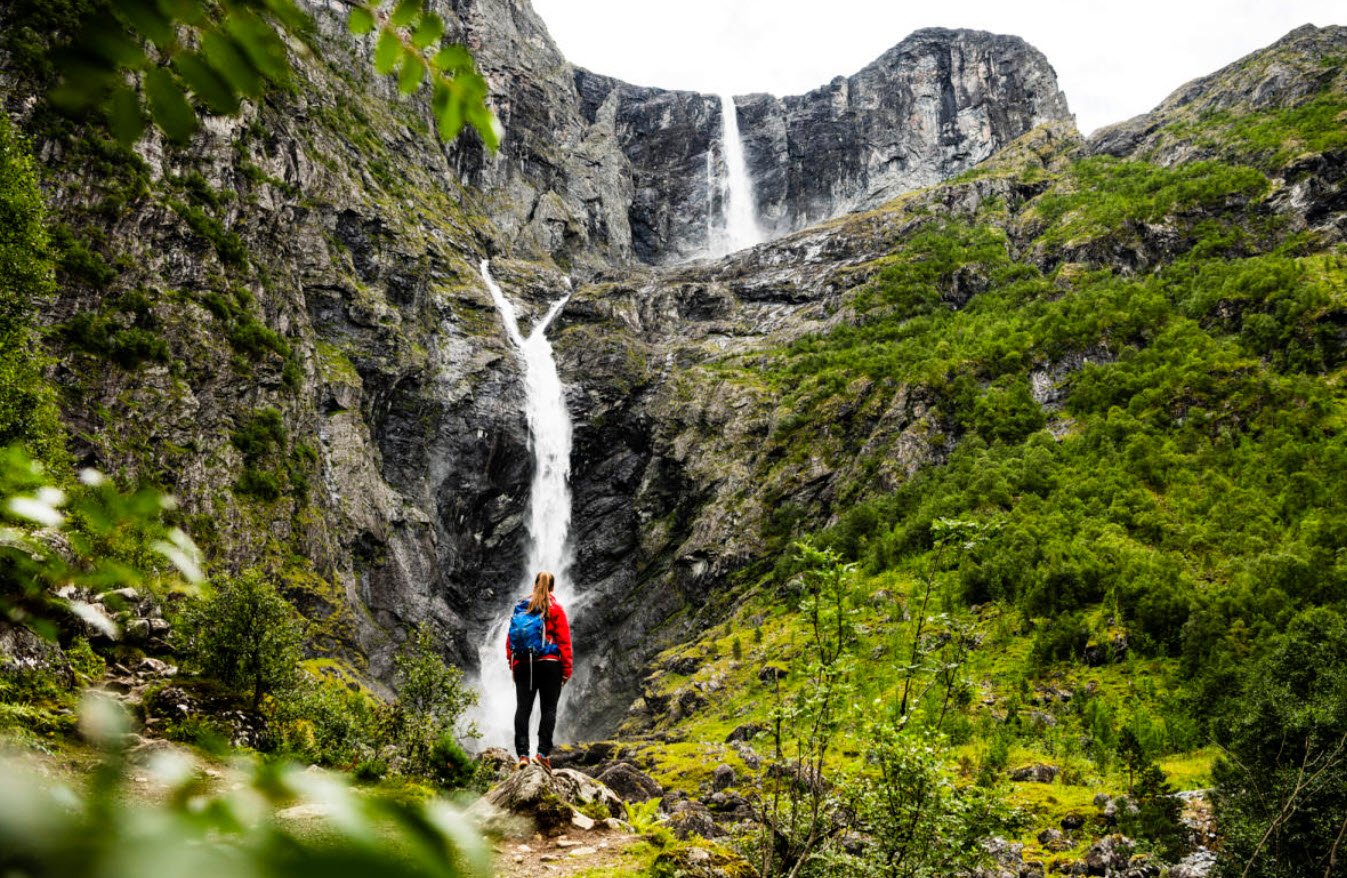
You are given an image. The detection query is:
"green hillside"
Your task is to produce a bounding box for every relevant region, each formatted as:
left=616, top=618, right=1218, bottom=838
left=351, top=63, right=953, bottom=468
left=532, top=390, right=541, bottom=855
left=623, top=54, right=1347, bottom=878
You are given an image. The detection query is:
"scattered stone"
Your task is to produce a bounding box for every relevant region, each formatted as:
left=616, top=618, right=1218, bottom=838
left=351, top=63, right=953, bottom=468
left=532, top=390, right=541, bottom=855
left=731, top=742, right=760, bottom=770
left=567, top=846, right=597, bottom=857
left=277, top=803, right=334, bottom=821
left=1037, top=828, right=1072, bottom=852
left=1009, top=763, right=1059, bottom=784
left=602, top=818, right=631, bottom=833
left=570, top=813, right=595, bottom=831
left=757, top=664, right=787, bottom=683
left=724, top=723, right=762, bottom=743
left=667, top=803, right=723, bottom=840
left=1060, top=812, right=1086, bottom=831
left=665, top=655, right=702, bottom=675
left=596, top=762, right=663, bottom=803
left=1170, top=850, right=1218, bottom=878
left=1082, top=834, right=1134, bottom=875
left=651, top=842, right=755, bottom=878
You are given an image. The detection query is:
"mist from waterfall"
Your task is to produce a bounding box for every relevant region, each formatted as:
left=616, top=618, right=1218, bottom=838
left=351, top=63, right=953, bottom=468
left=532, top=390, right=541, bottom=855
left=471, top=259, right=575, bottom=751
left=708, top=92, right=764, bottom=257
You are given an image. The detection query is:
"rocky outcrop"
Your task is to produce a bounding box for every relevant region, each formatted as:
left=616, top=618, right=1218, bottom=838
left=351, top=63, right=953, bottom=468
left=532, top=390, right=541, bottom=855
left=577, top=28, right=1072, bottom=261
left=471, top=763, right=624, bottom=836
left=1090, top=24, right=1347, bottom=246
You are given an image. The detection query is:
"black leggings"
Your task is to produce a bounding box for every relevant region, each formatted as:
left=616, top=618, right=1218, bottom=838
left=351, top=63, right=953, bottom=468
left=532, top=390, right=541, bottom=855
left=513, top=659, right=563, bottom=758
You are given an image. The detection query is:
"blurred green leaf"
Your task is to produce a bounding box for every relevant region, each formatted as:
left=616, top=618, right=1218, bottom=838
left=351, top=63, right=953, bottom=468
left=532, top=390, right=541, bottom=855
left=411, top=13, right=444, bottom=50
left=82, top=23, right=149, bottom=69
left=347, top=6, right=376, bottom=36
left=224, top=10, right=289, bottom=83
left=107, top=86, right=145, bottom=145
left=433, top=82, right=462, bottom=142
left=374, top=29, right=401, bottom=76
left=201, top=30, right=265, bottom=99
left=116, top=0, right=176, bottom=48
left=144, top=67, right=198, bottom=143
left=389, top=0, right=421, bottom=28
left=397, top=52, right=425, bottom=94
left=431, top=44, right=473, bottom=74
left=175, top=53, right=241, bottom=115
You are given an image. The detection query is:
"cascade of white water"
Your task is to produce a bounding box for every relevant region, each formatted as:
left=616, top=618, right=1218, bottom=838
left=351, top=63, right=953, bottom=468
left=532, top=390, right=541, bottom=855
left=471, top=259, right=575, bottom=751
left=710, top=92, right=763, bottom=256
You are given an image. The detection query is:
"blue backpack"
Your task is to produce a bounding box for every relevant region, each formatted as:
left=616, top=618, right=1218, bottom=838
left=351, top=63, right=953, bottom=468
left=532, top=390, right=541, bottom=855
left=508, top=599, right=558, bottom=658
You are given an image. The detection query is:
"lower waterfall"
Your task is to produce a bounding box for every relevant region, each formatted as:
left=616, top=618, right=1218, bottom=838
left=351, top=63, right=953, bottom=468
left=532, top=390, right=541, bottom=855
left=470, top=259, right=576, bottom=751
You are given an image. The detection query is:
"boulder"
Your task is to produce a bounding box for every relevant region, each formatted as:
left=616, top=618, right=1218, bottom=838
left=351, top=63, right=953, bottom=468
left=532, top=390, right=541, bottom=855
left=1082, top=835, right=1134, bottom=876
left=724, top=723, right=762, bottom=743
left=1170, top=850, right=1218, bottom=878
left=1009, top=763, right=1059, bottom=783
left=667, top=802, right=724, bottom=840
left=472, top=764, right=624, bottom=837
left=596, top=762, right=663, bottom=803
left=1060, top=812, right=1087, bottom=831
left=650, top=843, right=756, bottom=878
left=1037, top=828, right=1072, bottom=852
left=711, top=764, right=736, bottom=791
left=757, top=664, right=788, bottom=683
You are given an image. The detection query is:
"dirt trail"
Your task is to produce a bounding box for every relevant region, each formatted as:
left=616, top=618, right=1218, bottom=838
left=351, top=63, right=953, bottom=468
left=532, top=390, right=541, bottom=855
left=492, top=830, right=646, bottom=877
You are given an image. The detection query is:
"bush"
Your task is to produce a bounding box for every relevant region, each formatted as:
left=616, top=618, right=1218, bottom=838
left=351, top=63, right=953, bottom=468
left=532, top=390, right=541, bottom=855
left=391, top=625, right=477, bottom=776
left=0, top=115, right=65, bottom=466
left=180, top=569, right=302, bottom=709
left=1212, top=607, right=1347, bottom=878
left=269, top=672, right=386, bottom=768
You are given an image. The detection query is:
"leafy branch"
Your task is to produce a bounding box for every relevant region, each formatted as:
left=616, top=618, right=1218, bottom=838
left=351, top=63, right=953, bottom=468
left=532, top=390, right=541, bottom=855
left=47, top=0, right=496, bottom=149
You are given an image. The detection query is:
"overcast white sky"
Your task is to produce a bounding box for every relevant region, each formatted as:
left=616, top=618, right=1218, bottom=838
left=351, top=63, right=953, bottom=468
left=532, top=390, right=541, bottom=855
left=530, top=1, right=1344, bottom=134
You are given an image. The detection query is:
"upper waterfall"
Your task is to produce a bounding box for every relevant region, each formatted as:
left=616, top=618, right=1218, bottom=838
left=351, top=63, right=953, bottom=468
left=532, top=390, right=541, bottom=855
left=709, top=93, right=764, bottom=257
left=472, top=260, right=575, bottom=750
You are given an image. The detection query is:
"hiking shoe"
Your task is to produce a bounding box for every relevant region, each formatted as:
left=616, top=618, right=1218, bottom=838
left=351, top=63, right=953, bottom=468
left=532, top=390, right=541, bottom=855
left=533, top=755, right=552, bottom=770
left=516, top=756, right=530, bottom=770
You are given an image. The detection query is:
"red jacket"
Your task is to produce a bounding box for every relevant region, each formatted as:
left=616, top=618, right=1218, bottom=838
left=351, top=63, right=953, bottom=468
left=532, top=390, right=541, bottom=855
left=506, top=599, right=573, bottom=680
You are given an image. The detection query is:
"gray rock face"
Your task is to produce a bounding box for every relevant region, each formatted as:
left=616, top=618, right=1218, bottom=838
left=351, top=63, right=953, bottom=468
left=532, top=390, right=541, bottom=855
left=576, top=28, right=1072, bottom=262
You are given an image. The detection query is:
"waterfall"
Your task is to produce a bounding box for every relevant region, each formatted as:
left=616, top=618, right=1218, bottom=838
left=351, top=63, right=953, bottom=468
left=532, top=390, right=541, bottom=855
left=471, top=259, right=575, bottom=751
left=710, top=92, right=763, bottom=256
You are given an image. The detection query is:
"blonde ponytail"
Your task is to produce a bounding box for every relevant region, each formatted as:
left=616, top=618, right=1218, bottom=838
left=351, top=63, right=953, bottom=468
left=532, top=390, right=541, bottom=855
left=527, top=571, right=555, bottom=615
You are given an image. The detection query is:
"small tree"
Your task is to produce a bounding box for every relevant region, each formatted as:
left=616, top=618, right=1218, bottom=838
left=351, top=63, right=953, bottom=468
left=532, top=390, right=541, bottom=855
left=392, top=625, right=477, bottom=776
left=184, top=568, right=301, bottom=709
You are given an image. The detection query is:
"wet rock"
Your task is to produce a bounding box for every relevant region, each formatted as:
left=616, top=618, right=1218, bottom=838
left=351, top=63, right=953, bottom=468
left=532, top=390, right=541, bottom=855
left=596, top=762, right=663, bottom=803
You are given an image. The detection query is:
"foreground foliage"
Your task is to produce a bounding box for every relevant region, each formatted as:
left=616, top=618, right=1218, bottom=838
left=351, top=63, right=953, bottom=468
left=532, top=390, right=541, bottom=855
left=0, top=696, right=488, bottom=878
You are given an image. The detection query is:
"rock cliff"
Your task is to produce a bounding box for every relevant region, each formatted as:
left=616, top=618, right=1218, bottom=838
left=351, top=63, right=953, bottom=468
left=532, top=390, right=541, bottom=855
left=3, top=0, right=1078, bottom=702
left=576, top=28, right=1073, bottom=262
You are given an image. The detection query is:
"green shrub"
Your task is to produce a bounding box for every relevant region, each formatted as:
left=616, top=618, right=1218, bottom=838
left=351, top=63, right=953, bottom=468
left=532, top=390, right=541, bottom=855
left=169, top=200, right=248, bottom=267
left=236, top=467, right=282, bottom=500
left=180, top=569, right=302, bottom=709
left=391, top=625, right=478, bottom=776
left=0, top=115, right=65, bottom=466
left=228, top=316, right=290, bottom=358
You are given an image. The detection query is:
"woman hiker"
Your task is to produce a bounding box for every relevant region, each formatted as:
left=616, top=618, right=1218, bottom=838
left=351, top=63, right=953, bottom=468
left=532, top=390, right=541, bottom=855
left=506, top=570, right=573, bottom=769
